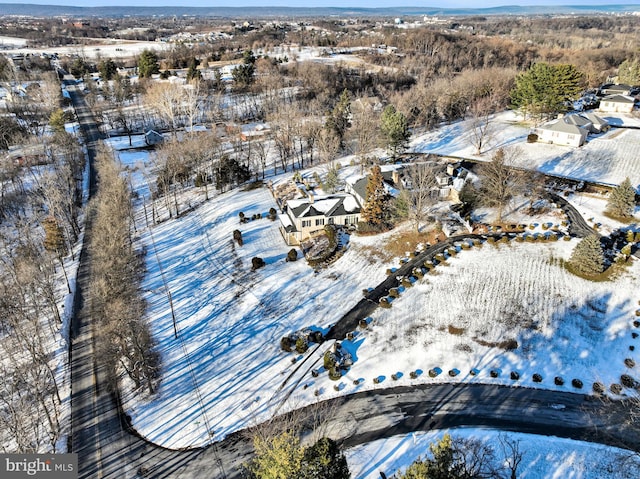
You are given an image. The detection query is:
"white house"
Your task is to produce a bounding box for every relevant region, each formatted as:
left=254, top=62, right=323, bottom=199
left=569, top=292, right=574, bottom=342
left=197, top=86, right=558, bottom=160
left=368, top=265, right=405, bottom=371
left=532, top=117, right=589, bottom=147
left=580, top=112, right=609, bottom=133
left=599, top=94, right=635, bottom=114
left=279, top=193, right=361, bottom=245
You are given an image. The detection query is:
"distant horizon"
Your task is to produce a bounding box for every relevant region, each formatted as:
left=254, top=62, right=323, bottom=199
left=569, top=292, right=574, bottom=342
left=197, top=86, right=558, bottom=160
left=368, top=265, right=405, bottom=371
left=1, top=0, right=640, bottom=8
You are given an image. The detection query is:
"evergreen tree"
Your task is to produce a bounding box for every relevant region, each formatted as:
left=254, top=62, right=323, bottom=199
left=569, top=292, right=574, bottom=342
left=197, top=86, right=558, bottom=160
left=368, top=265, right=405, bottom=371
left=606, top=177, right=636, bottom=219
left=98, top=58, right=118, bottom=81
left=380, top=105, right=410, bottom=159
left=617, top=58, right=640, bottom=85
left=361, top=164, right=390, bottom=228
left=232, top=50, right=256, bottom=89
left=511, top=62, right=583, bottom=120
left=49, top=109, right=67, bottom=134
left=569, top=235, right=605, bottom=276
left=300, top=438, right=350, bottom=479
left=138, top=49, right=160, bottom=78
left=186, top=57, right=202, bottom=82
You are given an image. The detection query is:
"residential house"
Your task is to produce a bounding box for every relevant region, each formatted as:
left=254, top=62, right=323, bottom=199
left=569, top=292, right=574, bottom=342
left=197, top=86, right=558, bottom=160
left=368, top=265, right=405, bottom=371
left=581, top=112, right=610, bottom=133
left=532, top=117, right=589, bottom=147
left=435, top=163, right=470, bottom=202
left=599, top=83, right=634, bottom=96
left=279, top=193, right=361, bottom=245
left=598, top=94, right=635, bottom=114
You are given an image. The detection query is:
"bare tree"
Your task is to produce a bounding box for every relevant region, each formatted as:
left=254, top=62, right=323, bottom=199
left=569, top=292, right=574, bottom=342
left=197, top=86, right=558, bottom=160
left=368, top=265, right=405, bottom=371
left=403, top=161, right=438, bottom=232
left=350, top=97, right=380, bottom=172
left=469, top=95, right=498, bottom=155
left=498, top=434, right=524, bottom=479
left=144, top=81, right=184, bottom=134
left=477, top=147, right=529, bottom=223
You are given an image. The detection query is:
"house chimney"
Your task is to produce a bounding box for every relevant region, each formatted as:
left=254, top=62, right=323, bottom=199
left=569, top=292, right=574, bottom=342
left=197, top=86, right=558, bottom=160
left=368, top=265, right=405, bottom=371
left=446, top=163, right=456, bottom=176
left=308, top=192, right=314, bottom=204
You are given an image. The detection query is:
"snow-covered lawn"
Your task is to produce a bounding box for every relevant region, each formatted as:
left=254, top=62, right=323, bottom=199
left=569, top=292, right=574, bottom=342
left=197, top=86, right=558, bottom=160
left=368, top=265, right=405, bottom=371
left=300, top=239, right=640, bottom=401
left=410, top=111, right=640, bottom=188
left=346, top=428, right=640, bottom=479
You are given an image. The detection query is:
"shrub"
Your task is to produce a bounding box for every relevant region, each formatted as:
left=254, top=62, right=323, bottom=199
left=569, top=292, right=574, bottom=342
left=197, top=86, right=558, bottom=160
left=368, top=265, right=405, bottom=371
left=621, top=374, right=636, bottom=388
left=401, top=277, right=413, bottom=288
left=238, top=211, right=245, bottom=223
left=373, top=376, right=382, bottom=384
left=268, top=207, right=277, bottom=220
left=309, top=330, right=324, bottom=344
left=448, top=325, right=465, bottom=335
left=358, top=318, right=368, bottom=329
left=280, top=336, right=293, bottom=352
left=571, top=378, right=583, bottom=389
left=379, top=297, right=392, bottom=308
left=328, top=368, right=342, bottom=381
left=346, top=332, right=355, bottom=341
left=563, top=235, right=571, bottom=241
left=532, top=373, right=543, bottom=383
left=633, top=332, right=639, bottom=339
left=251, top=257, right=265, bottom=270
left=592, top=382, right=605, bottom=394
left=391, top=373, right=400, bottom=381
left=353, top=378, right=361, bottom=386
left=295, top=337, right=309, bottom=354
left=634, top=320, right=640, bottom=328
left=286, top=248, right=298, bottom=262
left=610, top=383, right=623, bottom=395
left=554, top=376, right=564, bottom=386
left=448, top=369, right=459, bottom=377
left=636, top=310, right=640, bottom=317
left=510, top=371, right=520, bottom=381
left=233, top=229, right=243, bottom=246
left=527, top=133, right=539, bottom=143
left=490, top=370, right=499, bottom=378
left=625, top=358, right=636, bottom=368
left=324, top=351, right=336, bottom=370
left=428, top=368, right=440, bottom=378
left=410, top=371, right=419, bottom=379
left=389, top=287, right=400, bottom=298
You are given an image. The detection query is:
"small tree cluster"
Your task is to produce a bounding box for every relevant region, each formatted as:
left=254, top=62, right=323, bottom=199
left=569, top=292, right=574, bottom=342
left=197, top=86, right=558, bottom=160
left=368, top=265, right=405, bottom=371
left=233, top=229, right=243, bottom=246
left=360, top=164, right=391, bottom=230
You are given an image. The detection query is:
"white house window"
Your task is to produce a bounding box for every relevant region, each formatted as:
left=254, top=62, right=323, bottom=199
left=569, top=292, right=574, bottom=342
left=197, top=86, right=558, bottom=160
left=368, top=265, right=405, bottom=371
left=345, top=215, right=358, bottom=225
left=315, top=218, right=324, bottom=226
left=302, top=220, right=311, bottom=228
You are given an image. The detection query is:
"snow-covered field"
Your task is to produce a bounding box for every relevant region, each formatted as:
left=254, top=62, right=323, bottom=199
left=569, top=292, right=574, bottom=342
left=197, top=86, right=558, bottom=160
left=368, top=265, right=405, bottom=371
left=346, top=429, right=640, bottom=479
left=113, top=140, right=640, bottom=450
left=410, top=111, right=640, bottom=188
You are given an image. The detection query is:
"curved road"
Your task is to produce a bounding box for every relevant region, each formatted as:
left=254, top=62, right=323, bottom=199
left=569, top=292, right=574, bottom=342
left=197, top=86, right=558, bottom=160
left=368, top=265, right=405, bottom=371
left=67, top=85, right=639, bottom=479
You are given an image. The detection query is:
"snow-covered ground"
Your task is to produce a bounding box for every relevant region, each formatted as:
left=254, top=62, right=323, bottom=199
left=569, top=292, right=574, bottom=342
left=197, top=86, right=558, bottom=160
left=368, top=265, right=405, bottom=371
left=112, top=139, right=640, bottom=450
left=410, top=110, right=640, bottom=188
left=346, top=428, right=640, bottom=479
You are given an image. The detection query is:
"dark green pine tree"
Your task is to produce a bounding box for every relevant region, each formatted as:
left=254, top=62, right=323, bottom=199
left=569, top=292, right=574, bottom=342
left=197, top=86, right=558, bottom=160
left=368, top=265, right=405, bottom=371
left=511, top=62, right=583, bottom=120
left=299, top=438, right=350, bottom=479
left=380, top=104, right=410, bottom=159
left=606, top=177, right=636, bottom=219
left=569, top=234, right=605, bottom=276
left=186, top=57, right=202, bottom=82
left=138, top=49, right=160, bottom=78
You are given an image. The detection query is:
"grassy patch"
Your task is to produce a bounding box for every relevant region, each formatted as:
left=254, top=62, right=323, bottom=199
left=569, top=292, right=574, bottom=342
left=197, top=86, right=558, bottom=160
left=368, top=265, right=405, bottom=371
left=563, top=259, right=628, bottom=282
left=383, top=229, right=443, bottom=260
left=602, top=210, right=637, bottom=224
left=472, top=337, right=518, bottom=351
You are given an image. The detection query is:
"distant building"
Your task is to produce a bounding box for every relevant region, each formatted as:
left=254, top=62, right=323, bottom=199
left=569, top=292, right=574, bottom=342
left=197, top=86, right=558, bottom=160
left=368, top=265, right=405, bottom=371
left=144, top=130, right=164, bottom=146
left=598, top=94, right=635, bottom=114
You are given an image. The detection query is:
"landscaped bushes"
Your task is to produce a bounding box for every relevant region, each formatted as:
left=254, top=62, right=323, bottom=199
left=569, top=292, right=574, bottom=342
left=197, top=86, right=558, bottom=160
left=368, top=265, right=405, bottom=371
left=554, top=376, right=565, bottom=386
left=571, top=378, right=583, bottom=389
left=233, top=229, right=243, bottom=246
left=251, top=257, right=265, bottom=270
left=532, top=373, right=543, bottom=383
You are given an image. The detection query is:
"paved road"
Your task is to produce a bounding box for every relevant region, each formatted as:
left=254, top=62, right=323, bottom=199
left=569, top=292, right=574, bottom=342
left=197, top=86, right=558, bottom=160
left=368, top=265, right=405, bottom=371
left=549, top=192, right=599, bottom=238
left=66, top=87, right=639, bottom=478
left=67, top=78, right=203, bottom=479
